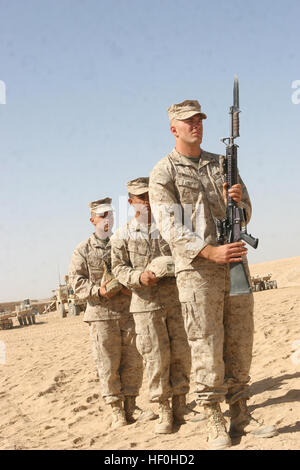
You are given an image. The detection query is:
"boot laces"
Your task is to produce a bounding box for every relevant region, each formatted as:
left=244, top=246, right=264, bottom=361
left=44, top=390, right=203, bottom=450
left=210, top=405, right=227, bottom=434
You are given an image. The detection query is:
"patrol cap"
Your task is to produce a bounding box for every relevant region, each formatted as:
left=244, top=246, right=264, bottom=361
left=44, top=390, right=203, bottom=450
left=168, top=100, right=207, bottom=122
left=88, top=197, right=113, bottom=215
left=126, top=177, right=149, bottom=196
left=147, top=256, right=175, bottom=278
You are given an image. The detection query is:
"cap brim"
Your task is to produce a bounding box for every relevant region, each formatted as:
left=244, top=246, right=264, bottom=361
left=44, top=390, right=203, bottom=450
left=177, top=111, right=207, bottom=120
left=94, top=204, right=114, bottom=214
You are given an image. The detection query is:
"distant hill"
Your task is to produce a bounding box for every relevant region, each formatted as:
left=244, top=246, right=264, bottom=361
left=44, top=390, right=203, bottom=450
left=0, top=298, right=53, bottom=313
left=250, top=256, right=300, bottom=288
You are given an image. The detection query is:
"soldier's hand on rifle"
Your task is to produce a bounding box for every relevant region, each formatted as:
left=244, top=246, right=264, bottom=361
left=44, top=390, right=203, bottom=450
left=99, top=280, right=115, bottom=299
left=140, top=271, right=158, bottom=286
left=223, top=183, right=242, bottom=204
left=199, top=242, right=248, bottom=264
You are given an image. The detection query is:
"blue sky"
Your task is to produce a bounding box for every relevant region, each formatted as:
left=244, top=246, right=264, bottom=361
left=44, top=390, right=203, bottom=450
left=0, top=0, right=299, bottom=301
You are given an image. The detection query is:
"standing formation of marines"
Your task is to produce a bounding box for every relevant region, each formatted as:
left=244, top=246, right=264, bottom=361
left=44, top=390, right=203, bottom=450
left=68, top=100, right=278, bottom=449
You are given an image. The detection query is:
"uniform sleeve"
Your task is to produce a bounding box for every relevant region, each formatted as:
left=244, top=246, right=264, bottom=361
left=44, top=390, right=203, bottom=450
left=111, top=235, right=143, bottom=289
left=238, top=172, right=252, bottom=224
left=149, top=160, right=208, bottom=270
left=68, top=247, right=102, bottom=303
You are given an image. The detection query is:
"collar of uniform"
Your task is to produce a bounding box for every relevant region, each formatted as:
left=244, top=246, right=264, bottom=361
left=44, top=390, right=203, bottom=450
left=129, top=217, right=158, bottom=237
left=171, top=148, right=213, bottom=169
left=91, top=232, right=110, bottom=248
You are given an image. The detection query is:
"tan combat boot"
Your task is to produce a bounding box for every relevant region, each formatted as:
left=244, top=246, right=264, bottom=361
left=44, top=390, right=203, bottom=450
left=155, top=399, right=173, bottom=434
left=204, top=403, right=231, bottom=450
left=110, top=399, right=127, bottom=429
left=124, top=396, right=158, bottom=424
left=172, top=395, right=206, bottom=424
left=229, top=399, right=278, bottom=438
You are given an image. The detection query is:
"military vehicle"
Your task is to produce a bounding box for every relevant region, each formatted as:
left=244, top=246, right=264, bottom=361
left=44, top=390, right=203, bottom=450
left=55, top=284, right=69, bottom=318
left=55, top=276, right=86, bottom=318
left=0, top=312, right=15, bottom=330
left=15, top=299, right=38, bottom=326
left=42, top=299, right=57, bottom=314
left=251, top=273, right=278, bottom=292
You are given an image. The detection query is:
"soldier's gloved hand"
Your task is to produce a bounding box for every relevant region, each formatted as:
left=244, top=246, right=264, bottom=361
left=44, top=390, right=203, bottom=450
left=98, top=281, right=115, bottom=299
left=223, top=183, right=242, bottom=204
left=140, top=271, right=158, bottom=286
left=199, top=242, right=248, bottom=264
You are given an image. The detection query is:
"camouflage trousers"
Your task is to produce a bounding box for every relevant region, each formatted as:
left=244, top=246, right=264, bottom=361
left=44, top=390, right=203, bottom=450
left=89, top=316, right=143, bottom=404
left=133, top=305, right=191, bottom=403
left=177, top=261, right=254, bottom=406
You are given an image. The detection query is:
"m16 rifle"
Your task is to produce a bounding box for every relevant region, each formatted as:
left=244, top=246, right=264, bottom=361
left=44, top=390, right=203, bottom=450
left=217, top=77, right=258, bottom=296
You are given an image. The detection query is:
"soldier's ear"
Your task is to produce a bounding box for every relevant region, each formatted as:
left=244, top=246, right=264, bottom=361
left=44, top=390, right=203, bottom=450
left=128, top=198, right=133, bottom=205
left=170, top=124, right=179, bottom=138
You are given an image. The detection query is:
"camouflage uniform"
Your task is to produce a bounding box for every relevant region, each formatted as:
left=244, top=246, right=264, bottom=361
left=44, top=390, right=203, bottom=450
left=149, top=148, right=254, bottom=406
left=69, top=232, right=143, bottom=404
left=111, top=217, right=191, bottom=403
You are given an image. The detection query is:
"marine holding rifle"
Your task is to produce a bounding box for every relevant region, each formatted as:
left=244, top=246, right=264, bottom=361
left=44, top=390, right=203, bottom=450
left=149, top=82, right=278, bottom=449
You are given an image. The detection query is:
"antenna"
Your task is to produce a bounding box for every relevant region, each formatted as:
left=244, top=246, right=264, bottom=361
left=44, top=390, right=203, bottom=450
left=57, top=264, right=61, bottom=286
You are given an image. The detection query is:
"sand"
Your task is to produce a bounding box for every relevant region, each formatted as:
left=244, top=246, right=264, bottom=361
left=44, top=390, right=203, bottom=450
left=0, top=256, right=299, bottom=451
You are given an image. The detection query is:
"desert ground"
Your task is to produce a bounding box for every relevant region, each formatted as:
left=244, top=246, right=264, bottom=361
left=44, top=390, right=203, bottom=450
left=0, top=256, right=299, bottom=451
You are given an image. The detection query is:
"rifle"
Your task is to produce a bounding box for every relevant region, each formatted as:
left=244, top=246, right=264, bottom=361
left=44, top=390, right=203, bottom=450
left=216, top=76, right=258, bottom=296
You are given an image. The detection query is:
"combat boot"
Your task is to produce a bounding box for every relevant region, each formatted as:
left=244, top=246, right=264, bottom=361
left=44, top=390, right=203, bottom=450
left=172, top=395, right=206, bottom=424
left=110, top=399, right=127, bottom=429
left=203, top=403, right=231, bottom=450
left=229, top=398, right=278, bottom=438
left=172, top=394, right=186, bottom=424
left=155, top=399, right=173, bottom=434
left=124, top=396, right=157, bottom=423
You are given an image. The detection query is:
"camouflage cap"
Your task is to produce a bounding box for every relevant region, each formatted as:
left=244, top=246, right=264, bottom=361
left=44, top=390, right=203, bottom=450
left=168, top=100, right=207, bottom=122
left=88, top=197, right=113, bottom=215
left=127, top=177, right=149, bottom=196
left=147, top=256, right=175, bottom=278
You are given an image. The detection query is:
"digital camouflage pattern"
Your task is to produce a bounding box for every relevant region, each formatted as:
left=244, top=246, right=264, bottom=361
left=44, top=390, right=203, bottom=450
left=89, top=317, right=143, bottom=404
left=146, top=256, right=175, bottom=278
left=69, top=232, right=143, bottom=405
left=111, top=218, right=180, bottom=313
left=111, top=217, right=191, bottom=402
left=149, top=148, right=254, bottom=405
left=149, top=148, right=252, bottom=275
left=167, top=100, right=207, bottom=122
left=126, top=177, right=149, bottom=195
left=134, top=308, right=190, bottom=403
left=68, top=233, right=131, bottom=321
left=179, top=262, right=254, bottom=405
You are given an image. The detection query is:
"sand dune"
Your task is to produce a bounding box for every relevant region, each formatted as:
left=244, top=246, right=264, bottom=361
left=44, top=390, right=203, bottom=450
left=0, top=256, right=299, bottom=450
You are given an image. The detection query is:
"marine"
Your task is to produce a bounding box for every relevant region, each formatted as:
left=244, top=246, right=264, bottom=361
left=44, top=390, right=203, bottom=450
left=68, top=197, right=147, bottom=429
left=149, top=99, right=278, bottom=448
left=111, top=177, right=193, bottom=434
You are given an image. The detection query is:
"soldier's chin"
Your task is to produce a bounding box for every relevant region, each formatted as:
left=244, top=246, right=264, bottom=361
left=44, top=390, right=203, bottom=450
left=96, top=227, right=112, bottom=239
